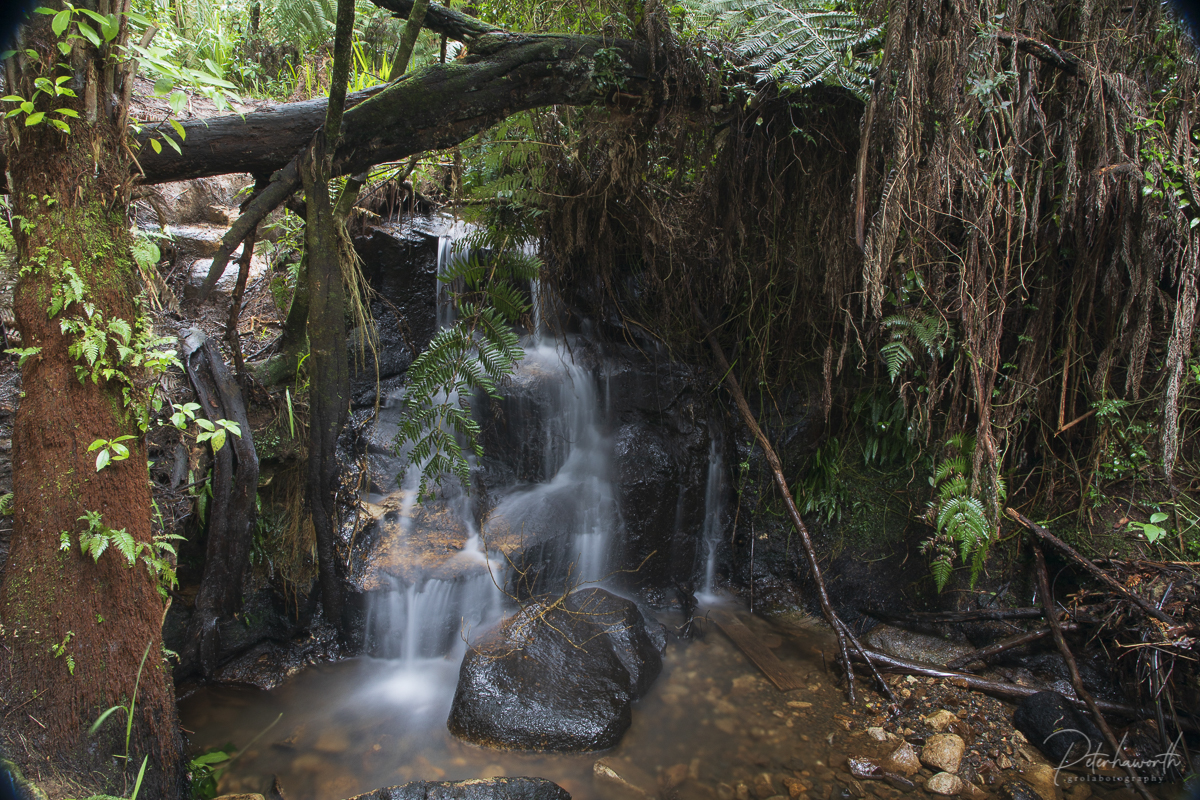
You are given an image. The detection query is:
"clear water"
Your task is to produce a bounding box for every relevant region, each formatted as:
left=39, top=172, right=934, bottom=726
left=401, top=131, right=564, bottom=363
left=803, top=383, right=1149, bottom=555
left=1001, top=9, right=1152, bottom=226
left=180, top=604, right=847, bottom=800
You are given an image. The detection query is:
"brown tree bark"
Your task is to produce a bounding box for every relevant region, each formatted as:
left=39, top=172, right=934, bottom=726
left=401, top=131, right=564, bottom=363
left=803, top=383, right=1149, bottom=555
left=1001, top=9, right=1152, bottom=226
left=0, top=5, right=182, bottom=794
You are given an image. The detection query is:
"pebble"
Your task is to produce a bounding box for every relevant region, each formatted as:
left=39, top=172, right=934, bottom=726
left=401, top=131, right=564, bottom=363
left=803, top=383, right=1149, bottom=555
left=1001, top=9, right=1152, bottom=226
left=883, top=743, right=921, bottom=777
left=754, top=773, right=776, bottom=798
left=925, top=773, right=963, bottom=795
left=595, top=758, right=655, bottom=800
left=1021, top=763, right=1058, bottom=800
left=788, top=701, right=814, bottom=709
left=663, top=764, right=690, bottom=789
left=921, top=734, right=966, bottom=774
left=924, top=710, right=958, bottom=732
left=866, top=727, right=890, bottom=742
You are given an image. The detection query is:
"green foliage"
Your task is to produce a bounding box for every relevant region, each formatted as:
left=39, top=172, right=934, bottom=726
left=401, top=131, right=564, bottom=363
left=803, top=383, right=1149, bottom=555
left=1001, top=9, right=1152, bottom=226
left=0, top=493, right=12, bottom=516
left=1091, top=397, right=1155, bottom=487
left=187, top=745, right=236, bottom=799
left=920, top=434, right=1001, bottom=591
left=880, top=309, right=953, bottom=383
left=851, top=388, right=916, bottom=468
left=61, top=511, right=184, bottom=597
left=394, top=229, right=539, bottom=499
left=5, top=346, right=42, bottom=367
left=88, top=642, right=153, bottom=769
left=1127, top=511, right=1170, bottom=544
left=689, top=0, right=880, bottom=97
left=89, top=435, right=137, bottom=471
left=793, top=437, right=847, bottom=523
left=165, top=401, right=243, bottom=453
left=49, top=630, right=76, bottom=675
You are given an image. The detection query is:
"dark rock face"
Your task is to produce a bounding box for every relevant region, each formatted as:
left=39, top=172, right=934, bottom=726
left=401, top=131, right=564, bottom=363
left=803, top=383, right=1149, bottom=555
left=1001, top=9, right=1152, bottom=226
left=601, top=347, right=716, bottom=603
left=1013, top=691, right=1104, bottom=765
left=350, top=222, right=440, bottom=405
left=448, top=589, right=662, bottom=751
left=344, top=777, right=572, bottom=800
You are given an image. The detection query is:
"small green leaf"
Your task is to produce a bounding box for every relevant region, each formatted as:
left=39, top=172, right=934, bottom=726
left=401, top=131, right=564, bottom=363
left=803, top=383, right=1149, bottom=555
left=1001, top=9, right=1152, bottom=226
left=49, top=119, right=71, bottom=133
left=52, top=9, right=71, bottom=37
left=76, top=20, right=101, bottom=47
left=88, top=439, right=107, bottom=452
left=149, top=138, right=162, bottom=154
left=56, top=108, right=78, bottom=118
left=1149, top=512, right=1169, bottom=524
left=168, top=90, right=187, bottom=115
left=210, top=429, right=226, bottom=452
left=24, top=111, right=45, bottom=126
left=168, top=118, right=186, bottom=141
left=57, top=41, right=72, bottom=55
left=163, top=134, right=182, bottom=155
left=95, top=448, right=110, bottom=472
left=153, top=75, right=173, bottom=96
left=194, top=418, right=215, bottom=432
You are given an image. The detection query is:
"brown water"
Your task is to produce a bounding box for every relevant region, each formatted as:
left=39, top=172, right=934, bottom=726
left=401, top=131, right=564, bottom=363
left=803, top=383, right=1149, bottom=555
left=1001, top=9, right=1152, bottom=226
left=180, top=602, right=853, bottom=800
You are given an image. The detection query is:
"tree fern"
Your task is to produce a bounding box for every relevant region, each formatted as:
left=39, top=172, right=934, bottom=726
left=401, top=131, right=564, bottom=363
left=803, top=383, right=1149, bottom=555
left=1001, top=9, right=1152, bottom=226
left=690, top=0, right=881, bottom=98
left=394, top=229, right=541, bottom=500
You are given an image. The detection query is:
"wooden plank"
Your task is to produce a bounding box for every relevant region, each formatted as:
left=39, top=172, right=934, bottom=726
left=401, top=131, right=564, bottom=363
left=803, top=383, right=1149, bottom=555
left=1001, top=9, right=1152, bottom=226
left=710, top=610, right=803, bottom=692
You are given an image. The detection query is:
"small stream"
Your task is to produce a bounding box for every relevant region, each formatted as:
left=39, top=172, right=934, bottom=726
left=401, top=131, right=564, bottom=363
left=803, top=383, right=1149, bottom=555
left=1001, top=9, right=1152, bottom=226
left=181, top=603, right=846, bottom=800
left=180, top=221, right=850, bottom=799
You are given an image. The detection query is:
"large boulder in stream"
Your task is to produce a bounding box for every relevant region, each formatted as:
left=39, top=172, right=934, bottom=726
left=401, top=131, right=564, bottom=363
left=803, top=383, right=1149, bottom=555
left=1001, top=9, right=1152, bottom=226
left=344, top=777, right=571, bottom=800
left=448, top=588, right=664, bottom=751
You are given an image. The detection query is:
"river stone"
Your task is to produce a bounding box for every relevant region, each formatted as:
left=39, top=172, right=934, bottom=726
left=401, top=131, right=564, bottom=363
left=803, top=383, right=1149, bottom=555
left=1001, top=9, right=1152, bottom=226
left=883, top=742, right=921, bottom=776
left=924, top=710, right=958, bottom=732
left=564, top=588, right=663, bottom=698
left=343, top=777, right=572, bottom=800
left=448, top=588, right=661, bottom=750
left=999, top=780, right=1044, bottom=800
left=925, top=774, right=963, bottom=796
left=920, top=734, right=966, bottom=774
left=863, top=625, right=975, bottom=667
left=1012, top=692, right=1102, bottom=766
left=594, top=757, right=656, bottom=800
left=1020, top=765, right=1058, bottom=800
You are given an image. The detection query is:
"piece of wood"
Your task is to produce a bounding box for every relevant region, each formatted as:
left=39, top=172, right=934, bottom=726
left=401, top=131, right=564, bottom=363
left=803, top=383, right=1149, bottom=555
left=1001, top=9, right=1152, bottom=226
left=945, top=624, right=1075, bottom=671
left=710, top=609, right=803, bottom=691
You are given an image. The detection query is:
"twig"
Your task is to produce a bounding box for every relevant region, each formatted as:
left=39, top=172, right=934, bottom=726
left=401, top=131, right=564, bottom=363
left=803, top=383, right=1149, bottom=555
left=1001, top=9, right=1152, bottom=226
left=1007, top=508, right=1175, bottom=624
left=1033, top=540, right=1155, bottom=800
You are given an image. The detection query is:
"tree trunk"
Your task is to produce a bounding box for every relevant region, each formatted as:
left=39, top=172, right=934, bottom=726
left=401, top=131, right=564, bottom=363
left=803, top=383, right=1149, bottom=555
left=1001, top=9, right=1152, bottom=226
left=0, top=7, right=182, bottom=794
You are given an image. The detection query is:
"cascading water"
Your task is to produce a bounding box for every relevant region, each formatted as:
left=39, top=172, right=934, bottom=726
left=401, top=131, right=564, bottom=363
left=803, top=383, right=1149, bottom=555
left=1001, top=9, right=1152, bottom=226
left=696, top=438, right=727, bottom=603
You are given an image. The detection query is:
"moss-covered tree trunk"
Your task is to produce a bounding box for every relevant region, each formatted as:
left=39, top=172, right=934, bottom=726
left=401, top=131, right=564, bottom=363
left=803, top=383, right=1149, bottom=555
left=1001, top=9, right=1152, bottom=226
left=0, top=7, right=182, bottom=795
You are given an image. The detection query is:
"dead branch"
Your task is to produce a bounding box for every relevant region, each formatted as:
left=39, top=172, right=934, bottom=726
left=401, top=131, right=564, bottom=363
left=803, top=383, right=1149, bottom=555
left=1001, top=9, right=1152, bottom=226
left=1007, top=508, right=1175, bottom=625
left=1033, top=540, right=1155, bottom=800
left=945, top=624, right=1074, bottom=671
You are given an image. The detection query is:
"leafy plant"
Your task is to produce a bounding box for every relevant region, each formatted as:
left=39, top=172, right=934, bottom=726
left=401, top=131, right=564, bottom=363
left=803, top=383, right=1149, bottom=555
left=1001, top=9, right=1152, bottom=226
left=164, top=402, right=243, bottom=453
left=920, top=434, right=1001, bottom=591
left=1128, top=512, right=1171, bottom=544
left=394, top=230, right=539, bottom=499
left=60, top=511, right=184, bottom=596
left=689, top=0, right=881, bottom=97
left=187, top=745, right=236, bottom=800
left=49, top=630, right=76, bottom=675
left=793, top=436, right=847, bottom=523
left=880, top=309, right=953, bottom=383
left=88, top=641, right=153, bottom=765
left=90, top=435, right=137, bottom=471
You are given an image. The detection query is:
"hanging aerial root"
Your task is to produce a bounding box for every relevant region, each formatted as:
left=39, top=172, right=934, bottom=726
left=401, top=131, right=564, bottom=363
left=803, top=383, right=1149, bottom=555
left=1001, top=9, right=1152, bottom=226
left=693, top=300, right=895, bottom=708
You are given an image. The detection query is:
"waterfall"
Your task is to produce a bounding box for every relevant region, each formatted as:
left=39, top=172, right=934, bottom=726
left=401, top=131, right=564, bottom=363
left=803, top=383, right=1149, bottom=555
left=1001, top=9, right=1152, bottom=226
left=697, top=438, right=726, bottom=602
left=483, top=339, right=618, bottom=587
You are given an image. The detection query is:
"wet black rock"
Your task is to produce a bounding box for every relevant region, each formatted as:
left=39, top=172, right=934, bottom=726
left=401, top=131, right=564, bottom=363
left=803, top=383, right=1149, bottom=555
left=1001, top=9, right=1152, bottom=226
left=564, top=588, right=664, bottom=697
left=448, top=588, right=662, bottom=751
left=344, top=777, right=572, bottom=800
left=1012, top=691, right=1104, bottom=765
left=350, top=222, right=440, bottom=406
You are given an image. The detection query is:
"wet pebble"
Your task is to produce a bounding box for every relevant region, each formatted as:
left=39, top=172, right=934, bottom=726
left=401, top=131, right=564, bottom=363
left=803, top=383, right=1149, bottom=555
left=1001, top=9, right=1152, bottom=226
left=921, top=734, right=966, bottom=774
left=925, top=773, right=963, bottom=795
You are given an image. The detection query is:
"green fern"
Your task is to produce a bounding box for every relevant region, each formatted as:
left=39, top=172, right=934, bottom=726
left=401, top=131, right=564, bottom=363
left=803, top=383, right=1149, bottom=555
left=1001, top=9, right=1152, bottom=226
left=395, top=229, right=541, bottom=500
left=921, top=434, right=1001, bottom=591
left=690, top=0, right=881, bottom=97
left=880, top=311, right=953, bottom=382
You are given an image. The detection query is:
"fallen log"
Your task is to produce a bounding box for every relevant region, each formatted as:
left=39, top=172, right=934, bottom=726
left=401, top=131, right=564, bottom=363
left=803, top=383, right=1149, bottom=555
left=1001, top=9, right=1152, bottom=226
left=944, top=625, right=1073, bottom=671
left=1007, top=508, right=1175, bottom=625
left=864, top=607, right=1045, bottom=624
